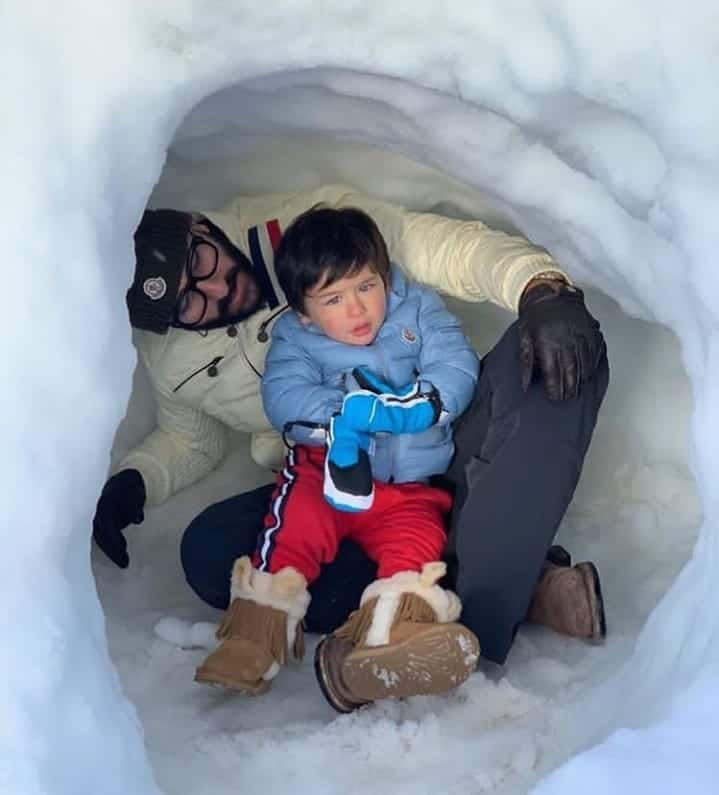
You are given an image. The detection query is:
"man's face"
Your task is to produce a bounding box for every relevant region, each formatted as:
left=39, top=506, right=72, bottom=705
left=300, top=263, right=387, bottom=346
left=174, top=222, right=260, bottom=329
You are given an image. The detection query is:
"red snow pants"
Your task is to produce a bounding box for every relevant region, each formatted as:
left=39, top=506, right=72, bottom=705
left=254, top=445, right=451, bottom=583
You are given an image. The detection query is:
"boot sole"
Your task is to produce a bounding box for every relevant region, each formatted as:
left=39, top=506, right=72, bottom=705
left=194, top=667, right=270, bottom=696
left=314, top=637, right=364, bottom=714
left=581, top=561, right=607, bottom=642
left=340, top=624, right=479, bottom=704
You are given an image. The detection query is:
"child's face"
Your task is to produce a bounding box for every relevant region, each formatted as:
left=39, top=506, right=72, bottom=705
left=300, top=263, right=387, bottom=346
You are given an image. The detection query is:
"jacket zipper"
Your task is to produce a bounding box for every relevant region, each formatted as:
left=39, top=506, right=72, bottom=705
left=172, top=306, right=275, bottom=393
left=256, top=304, right=289, bottom=342
left=244, top=304, right=290, bottom=375
left=242, top=349, right=262, bottom=378
left=374, top=347, right=399, bottom=481
left=173, top=356, right=224, bottom=393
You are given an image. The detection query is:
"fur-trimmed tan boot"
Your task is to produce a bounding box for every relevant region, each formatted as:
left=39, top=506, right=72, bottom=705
left=194, top=556, right=310, bottom=694
left=315, top=562, right=479, bottom=712
left=526, top=546, right=606, bottom=641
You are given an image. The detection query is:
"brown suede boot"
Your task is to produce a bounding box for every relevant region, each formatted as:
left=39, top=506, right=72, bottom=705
left=194, top=556, right=310, bottom=694
left=526, top=547, right=606, bottom=641
left=314, top=562, right=480, bottom=713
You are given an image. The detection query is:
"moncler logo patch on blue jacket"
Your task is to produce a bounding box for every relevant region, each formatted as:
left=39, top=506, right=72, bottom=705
left=401, top=327, right=418, bottom=345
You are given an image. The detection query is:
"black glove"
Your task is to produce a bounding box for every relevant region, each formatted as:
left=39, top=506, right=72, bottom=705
left=92, top=469, right=146, bottom=568
left=518, top=281, right=605, bottom=400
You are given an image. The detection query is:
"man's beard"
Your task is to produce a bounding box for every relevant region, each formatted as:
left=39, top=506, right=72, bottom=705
left=191, top=265, right=264, bottom=331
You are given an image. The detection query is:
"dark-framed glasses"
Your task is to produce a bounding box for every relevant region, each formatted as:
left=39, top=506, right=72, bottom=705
left=173, top=236, right=220, bottom=327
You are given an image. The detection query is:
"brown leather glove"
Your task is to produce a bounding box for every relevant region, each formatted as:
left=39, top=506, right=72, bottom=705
left=518, top=281, right=605, bottom=400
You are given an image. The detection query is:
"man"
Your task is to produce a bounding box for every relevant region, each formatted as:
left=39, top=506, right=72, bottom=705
left=93, top=184, right=608, bottom=709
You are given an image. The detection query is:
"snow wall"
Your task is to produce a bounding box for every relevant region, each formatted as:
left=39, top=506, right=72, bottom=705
left=4, top=3, right=718, bottom=794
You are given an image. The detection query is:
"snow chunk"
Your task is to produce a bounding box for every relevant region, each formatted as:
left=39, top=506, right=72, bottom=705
left=153, top=617, right=218, bottom=650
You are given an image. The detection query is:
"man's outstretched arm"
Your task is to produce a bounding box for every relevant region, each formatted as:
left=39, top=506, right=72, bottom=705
left=207, top=184, right=567, bottom=312
left=117, top=390, right=228, bottom=508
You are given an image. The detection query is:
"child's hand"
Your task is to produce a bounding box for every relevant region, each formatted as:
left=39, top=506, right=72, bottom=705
left=352, top=367, right=413, bottom=397
left=341, top=367, right=442, bottom=436
left=323, top=414, right=374, bottom=512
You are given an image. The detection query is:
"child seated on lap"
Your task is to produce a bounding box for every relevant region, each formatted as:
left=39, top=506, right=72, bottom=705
left=194, top=205, right=480, bottom=710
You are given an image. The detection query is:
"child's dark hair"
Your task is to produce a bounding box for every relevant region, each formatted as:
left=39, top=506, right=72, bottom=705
left=275, top=205, right=390, bottom=312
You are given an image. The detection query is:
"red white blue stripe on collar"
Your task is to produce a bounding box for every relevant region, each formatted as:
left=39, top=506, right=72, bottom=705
left=247, top=218, right=283, bottom=310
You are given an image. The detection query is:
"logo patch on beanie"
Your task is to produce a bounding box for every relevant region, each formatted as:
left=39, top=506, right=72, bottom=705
left=143, top=277, right=167, bottom=301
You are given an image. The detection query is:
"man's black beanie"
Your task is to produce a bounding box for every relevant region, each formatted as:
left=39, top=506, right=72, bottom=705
left=126, top=209, right=192, bottom=334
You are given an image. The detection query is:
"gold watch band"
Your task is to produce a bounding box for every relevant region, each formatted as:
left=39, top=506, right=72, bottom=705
left=528, top=270, right=570, bottom=285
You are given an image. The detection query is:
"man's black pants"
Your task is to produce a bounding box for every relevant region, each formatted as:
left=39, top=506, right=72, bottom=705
left=180, top=322, right=609, bottom=664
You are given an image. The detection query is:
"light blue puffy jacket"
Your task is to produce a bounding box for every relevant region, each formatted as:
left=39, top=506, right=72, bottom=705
left=261, top=266, right=479, bottom=483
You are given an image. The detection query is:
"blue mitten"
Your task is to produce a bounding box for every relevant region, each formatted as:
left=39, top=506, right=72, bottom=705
left=323, top=413, right=374, bottom=512
left=341, top=367, right=442, bottom=435
left=352, top=366, right=414, bottom=398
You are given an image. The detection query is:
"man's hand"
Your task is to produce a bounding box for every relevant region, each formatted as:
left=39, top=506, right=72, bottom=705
left=518, top=280, right=605, bottom=400
left=92, top=469, right=146, bottom=568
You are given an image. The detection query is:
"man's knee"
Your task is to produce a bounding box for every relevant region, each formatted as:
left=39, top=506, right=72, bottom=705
left=180, top=485, right=274, bottom=610
left=180, top=509, right=232, bottom=610
left=488, top=320, right=608, bottom=417
left=459, top=321, right=608, bottom=462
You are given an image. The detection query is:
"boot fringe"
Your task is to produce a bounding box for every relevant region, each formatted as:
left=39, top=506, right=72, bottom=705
left=224, top=556, right=310, bottom=659
left=396, top=592, right=437, bottom=624
left=217, top=597, right=299, bottom=664
left=335, top=593, right=437, bottom=648
left=359, top=562, right=461, bottom=624
left=335, top=599, right=375, bottom=647
left=293, top=622, right=305, bottom=659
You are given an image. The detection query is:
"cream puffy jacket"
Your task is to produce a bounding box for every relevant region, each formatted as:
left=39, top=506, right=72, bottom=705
left=119, top=184, right=565, bottom=507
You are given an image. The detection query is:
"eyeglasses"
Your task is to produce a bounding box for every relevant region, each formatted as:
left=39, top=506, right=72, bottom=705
left=173, top=236, right=219, bottom=327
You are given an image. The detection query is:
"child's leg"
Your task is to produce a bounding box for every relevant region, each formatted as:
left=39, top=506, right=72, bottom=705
left=254, top=446, right=343, bottom=581
left=352, top=482, right=450, bottom=579
left=315, top=484, right=478, bottom=711
left=196, top=446, right=342, bottom=694
left=346, top=482, right=460, bottom=642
